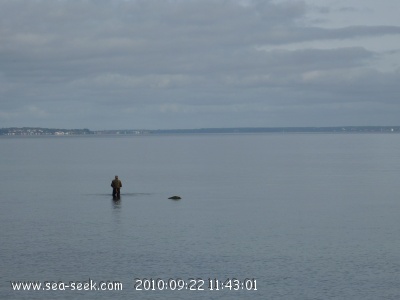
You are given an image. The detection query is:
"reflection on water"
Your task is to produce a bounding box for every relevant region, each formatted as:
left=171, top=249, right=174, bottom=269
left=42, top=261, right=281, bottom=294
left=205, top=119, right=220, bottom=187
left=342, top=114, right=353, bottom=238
left=2, top=134, right=400, bottom=300
left=112, top=198, right=121, bottom=208
left=83, top=193, right=152, bottom=197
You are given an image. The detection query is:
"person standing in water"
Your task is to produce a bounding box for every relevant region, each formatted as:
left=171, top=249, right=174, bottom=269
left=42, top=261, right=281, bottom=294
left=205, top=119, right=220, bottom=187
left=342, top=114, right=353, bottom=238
left=111, top=175, right=122, bottom=198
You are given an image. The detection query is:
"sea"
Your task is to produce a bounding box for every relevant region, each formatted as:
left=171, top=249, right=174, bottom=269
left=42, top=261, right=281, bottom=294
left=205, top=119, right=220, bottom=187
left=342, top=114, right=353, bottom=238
left=1, top=133, right=399, bottom=300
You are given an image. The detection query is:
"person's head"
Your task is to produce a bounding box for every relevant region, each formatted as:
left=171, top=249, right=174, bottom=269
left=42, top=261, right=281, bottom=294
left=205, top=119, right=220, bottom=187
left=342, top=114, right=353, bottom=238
left=115, top=175, right=118, bottom=179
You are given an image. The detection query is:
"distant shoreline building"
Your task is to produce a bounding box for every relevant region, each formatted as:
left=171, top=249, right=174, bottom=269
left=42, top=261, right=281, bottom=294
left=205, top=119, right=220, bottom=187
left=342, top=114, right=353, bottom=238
left=1, top=126, right=399, bottom=136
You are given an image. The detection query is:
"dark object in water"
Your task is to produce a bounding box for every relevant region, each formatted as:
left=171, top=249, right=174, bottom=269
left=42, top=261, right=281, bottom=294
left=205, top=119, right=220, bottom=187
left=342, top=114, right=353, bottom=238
left=168, top=196, right=181, bottom=200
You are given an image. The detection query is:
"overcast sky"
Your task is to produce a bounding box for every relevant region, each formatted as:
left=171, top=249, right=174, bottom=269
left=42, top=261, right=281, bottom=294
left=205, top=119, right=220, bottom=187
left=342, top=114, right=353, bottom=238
left=1, top=0, right=400, bottom=130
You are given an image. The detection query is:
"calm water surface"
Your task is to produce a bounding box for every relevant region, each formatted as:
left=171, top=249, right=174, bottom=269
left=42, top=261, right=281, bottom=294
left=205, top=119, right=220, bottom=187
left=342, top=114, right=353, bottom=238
left=1, top=134, right=400, bottom=299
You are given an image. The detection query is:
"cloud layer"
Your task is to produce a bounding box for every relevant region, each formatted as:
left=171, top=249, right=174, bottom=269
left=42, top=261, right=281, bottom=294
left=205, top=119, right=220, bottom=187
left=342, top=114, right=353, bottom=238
left=1, top=0, right=400, bottom=129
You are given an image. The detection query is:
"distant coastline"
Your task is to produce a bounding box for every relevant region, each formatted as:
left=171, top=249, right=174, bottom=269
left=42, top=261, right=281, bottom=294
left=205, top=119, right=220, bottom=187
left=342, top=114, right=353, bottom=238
left=1, top=126, right=399, bottom=136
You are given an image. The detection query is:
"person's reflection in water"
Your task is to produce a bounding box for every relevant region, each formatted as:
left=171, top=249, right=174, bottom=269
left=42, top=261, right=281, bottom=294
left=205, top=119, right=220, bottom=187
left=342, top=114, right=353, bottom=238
left=111, top=197, right=122, bottom=237
left=112, top=197, right=121, bottom=208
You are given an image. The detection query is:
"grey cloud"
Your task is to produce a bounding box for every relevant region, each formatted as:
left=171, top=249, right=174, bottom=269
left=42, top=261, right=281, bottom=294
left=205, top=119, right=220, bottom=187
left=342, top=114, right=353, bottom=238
left=1, top=0, right=400, bottom=129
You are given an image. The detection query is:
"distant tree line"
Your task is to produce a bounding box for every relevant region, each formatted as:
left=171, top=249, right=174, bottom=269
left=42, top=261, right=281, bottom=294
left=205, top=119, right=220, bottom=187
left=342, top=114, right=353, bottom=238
left=149, top=126, right=400, bottom=134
